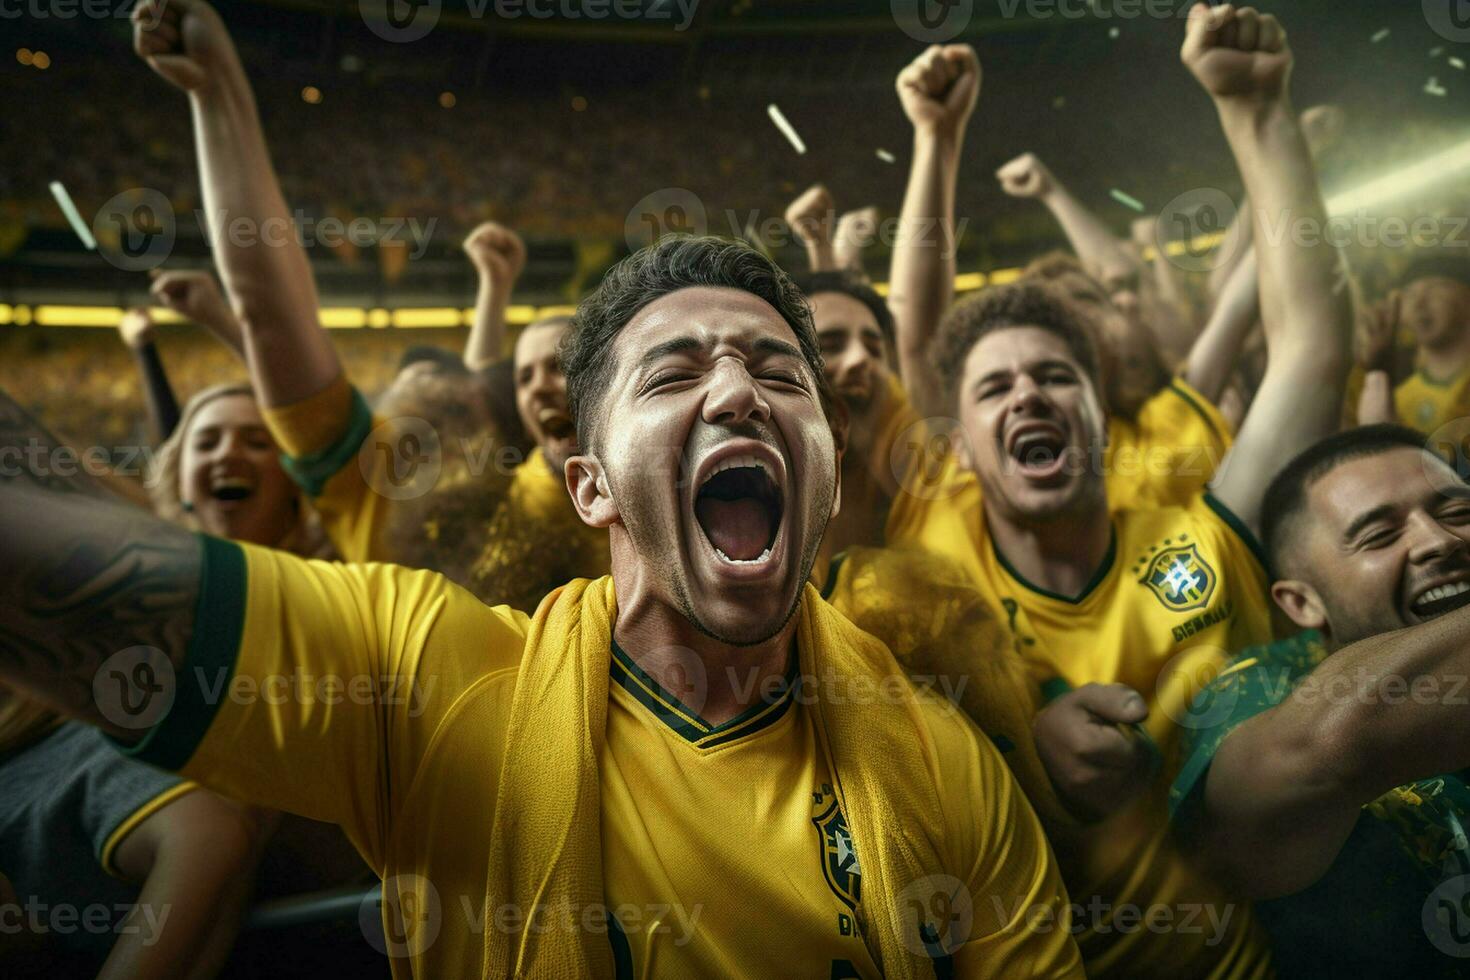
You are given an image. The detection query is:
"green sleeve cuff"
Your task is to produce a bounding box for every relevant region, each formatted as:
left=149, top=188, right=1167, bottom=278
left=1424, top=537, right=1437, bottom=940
left=109, top=535, right=247, bottom=771
left=279, top=387, right=373, bottom=497
left=1203, top=491, right=1269, bottom=575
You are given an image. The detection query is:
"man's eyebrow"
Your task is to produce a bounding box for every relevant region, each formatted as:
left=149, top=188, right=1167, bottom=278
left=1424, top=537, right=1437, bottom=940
left=638, top=335, right=704, bottom=369
left=754, top=337, right=803, bottom=360
left=1343, top=503, right=1398, bottom=542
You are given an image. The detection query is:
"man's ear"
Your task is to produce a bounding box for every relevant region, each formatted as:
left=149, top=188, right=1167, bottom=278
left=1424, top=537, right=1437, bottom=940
left=566, top=454, right=619, bottom=529
left=1271, top=578, right=1330, bottom=635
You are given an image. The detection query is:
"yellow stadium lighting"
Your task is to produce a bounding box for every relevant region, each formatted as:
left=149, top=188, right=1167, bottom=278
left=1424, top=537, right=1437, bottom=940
left=367, top=308, right=391, bottom=329
left=0, top=304, right=12, bottom=325
left=34, top=305, right=122, bottom=327
left=392, top=307, right=464, bottom=329
left=953, top=272, right=986, bottom=292
left=319, top=308, right=367, bottom=329
left=987, top=267, right=1023, bottom=286
left=505, top=305, right=539, bottom=325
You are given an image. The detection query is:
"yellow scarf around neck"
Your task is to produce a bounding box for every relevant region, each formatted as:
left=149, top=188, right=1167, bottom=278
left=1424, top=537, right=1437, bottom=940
left=483, top=577, right=958, bottom=978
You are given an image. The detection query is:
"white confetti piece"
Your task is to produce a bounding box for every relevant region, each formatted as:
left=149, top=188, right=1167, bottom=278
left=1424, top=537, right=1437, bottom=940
left=875, top=148, right=896, bottom=164
left=48, top=181, right=96, bottom=250
left=1370, top=28, right=1389, bottom=44
left=1425, top=77, right=1448, bottom=97
left=766, top=104, right=806, bottom=155
left=1431, top=47, right=1445, bottom=58
left=1108, top=26, right=1120, bottom=39
left=1109, top=188, right=1145, bottom=213
left=1451, top=57, right=1466, bottom=70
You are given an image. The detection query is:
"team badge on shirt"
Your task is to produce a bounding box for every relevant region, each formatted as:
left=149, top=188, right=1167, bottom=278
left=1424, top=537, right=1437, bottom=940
left=1141, top=543, right=1217, bottom=613
left=813, top=799, right=862, bottom=909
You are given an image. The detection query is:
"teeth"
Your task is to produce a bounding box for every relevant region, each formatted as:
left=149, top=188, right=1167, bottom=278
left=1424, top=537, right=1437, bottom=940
left=1415, top=580, right=1470, bottom=609
left=714, top=546, right=773, bottom=565
left=212, top=476, right=251, bottom=491
left=704, top=453, right=774, bottom=485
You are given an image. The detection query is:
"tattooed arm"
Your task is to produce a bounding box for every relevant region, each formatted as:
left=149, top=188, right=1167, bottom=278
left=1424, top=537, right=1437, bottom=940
left=0, top=389, right=200, bottom=740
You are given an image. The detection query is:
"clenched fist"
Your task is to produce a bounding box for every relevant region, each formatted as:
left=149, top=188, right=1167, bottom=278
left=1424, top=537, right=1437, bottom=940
left=132, top=0, right=237, bottom=93
left=784, top=184, right=836, bottom=251
left=149, top=268, right=243, bottom=352
left=463, top=222, right=527, bottom=291
left=896, top=44, right=981, bottom=138
left=995, top=153, right=1056, bottom=200
left=1034, top=682, right=1159, bottom=823
left=117, top=308, right=156, bottom=350
left=1181, top=3, right=1291, bottom=103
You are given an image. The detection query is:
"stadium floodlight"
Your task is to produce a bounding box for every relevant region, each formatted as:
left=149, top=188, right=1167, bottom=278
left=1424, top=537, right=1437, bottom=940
left=1325, top=135, right=1470, bottom=216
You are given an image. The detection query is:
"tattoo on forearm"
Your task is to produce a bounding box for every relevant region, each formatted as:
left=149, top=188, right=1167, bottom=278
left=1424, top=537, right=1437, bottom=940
left=0, top=385, right=200, bottom=735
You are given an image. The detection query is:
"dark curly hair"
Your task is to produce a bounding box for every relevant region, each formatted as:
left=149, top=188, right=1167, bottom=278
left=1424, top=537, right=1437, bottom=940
left=789, top=268, right=895, bottom=350
left=560, top=235, right=827, bottom=449
left=929, top=281, right=1101, bottom=411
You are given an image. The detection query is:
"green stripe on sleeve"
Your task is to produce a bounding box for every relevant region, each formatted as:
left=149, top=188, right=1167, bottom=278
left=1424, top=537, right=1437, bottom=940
left=279, top=387, right=373, bottom=497
left=1202, top=491, right=1269, bottom=575
left=109, top=535, right=248, bottom=771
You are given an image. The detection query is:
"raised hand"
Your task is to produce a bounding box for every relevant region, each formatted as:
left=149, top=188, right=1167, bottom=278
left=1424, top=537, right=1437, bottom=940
left=463, top=221, right=527, bottom=293
left=1181, top=3, right=1290, bottom=104
left=131, top=0, right=237, bottom=93
left=118, top=307, right=155, bottom=350
left=995, top=152, right=1056, bottom=200
left=149, top=267, right=244, bottom=353
left=784, top=184, right=836, bottom=250
left=834, top=206, right=880, bottom=272
left=1356, top=290, right=1400, bottom=375
left=1300, top=104, right=1345, bottom=159
left=896, top=44, right=981, bottom=138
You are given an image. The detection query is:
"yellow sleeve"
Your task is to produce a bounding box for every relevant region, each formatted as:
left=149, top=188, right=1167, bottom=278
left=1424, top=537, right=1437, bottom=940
left=932, top=709, right=1084, bottom=978
left=1113, top=379, right=1233, bottom=511
left=261, top=377, right=388, bottom=562
left=112, top=536, right=528, bottom=869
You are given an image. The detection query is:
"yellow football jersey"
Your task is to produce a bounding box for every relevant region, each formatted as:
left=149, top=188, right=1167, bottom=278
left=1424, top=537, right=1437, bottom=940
left=262, top=379, right=609, bottom=608
left=116, top=538, right=1081, bottom=978
left=1394, top=367, right=1470, bottom=435
left=1105, top=379, right=1233, bottom=512
left=886, top=490, right=1276, bottom=979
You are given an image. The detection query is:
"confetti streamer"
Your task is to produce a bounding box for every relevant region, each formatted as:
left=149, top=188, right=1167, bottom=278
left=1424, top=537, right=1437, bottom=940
left=1109, top=188, right=1145, bottom=213
left=766, top=104, right=806, bottom=155
left=1426, top=77, right=1448, bottom=97
left=875, top=148, right=896, bottom=164
left=1431, top=47, right=1445, bottom=58
left=1370, top=28, right=1389, bottom=44
left=1451, top=57, right=1466, bottom=70
left=48, top=181, right=96, bottom=250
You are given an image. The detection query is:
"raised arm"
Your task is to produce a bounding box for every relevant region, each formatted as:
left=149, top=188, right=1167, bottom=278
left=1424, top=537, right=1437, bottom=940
left=462, top=221, right=527, bottom=371
left=1181, top=246, right=1260, bottom=404
left=889, top=44, right=979, bottom=418
left=997, top=152, right=1139, bottom=289
left=1188, top=603, right=1470, bottom=898
left=117, top=308, right=182, bottom=443
left=132, top=0, right=339, bottom=408
left=833, top=206, right=879, bottom=275
left=1355, top=291, right=1400, bottom=425
left=784, top=184, right=838, bottom=273
left=1190, top=4, right=1351, bottom=533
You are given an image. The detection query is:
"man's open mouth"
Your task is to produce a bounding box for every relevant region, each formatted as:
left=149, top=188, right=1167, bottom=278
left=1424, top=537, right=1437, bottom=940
left=537, top=406, right=575, bottom=441
left=1005, top=422, right=1069, bottom=479
left=694, top=453, right=784, bottom=564
left=1410, top=577, right=1470, bottom=619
